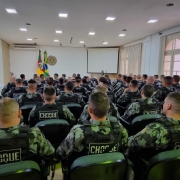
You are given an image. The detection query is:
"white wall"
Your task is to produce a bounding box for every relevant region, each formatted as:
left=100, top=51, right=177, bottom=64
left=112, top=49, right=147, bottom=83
left=9, top=46, right=89, bottom=79
left=123, top=25, right=180, bottom=75
left=0, top=40, right=4, bottom=91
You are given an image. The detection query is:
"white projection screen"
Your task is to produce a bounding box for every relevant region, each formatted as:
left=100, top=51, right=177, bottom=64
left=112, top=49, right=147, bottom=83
left=87, top=48, right=119, bottom=73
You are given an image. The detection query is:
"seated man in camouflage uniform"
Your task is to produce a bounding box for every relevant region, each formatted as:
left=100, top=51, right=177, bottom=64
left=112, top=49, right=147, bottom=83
left=117, top=80, right=141, bottom=115
left=56, top=81, right=85, bottom=107
left=7, top=78, right=27, bottom=101
left=28, top=87, right=75, bottom=127
left=55, top=77, right=65, bottom=92
left=56, top=92, right=128, bottom=161
left=20, top=74, right=28, bottom=87
left=121, top=85, right=161, bottom=123
left=79, top=85, right=120, bottom=123
left=141, top=76, right=159, bottom=91
left=0, top=98, right=55, bottom=162
left=1, top=76, right=16, bottom=97
left=18, top=79, right=43, bottom=107
left=152, top=76, right=174, bottom=102
left=128, top=92, right=180, bottom=160
left=172, top=75, right=180, bottom=92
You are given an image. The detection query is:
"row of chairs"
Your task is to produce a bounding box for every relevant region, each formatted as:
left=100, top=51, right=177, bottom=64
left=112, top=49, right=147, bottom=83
left=1, top=149, right=180, bottom=180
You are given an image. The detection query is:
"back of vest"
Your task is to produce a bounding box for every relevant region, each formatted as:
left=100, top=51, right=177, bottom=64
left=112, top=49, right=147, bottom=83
left=83, top=121, right=121, bottom=155
left=0, top=126, right=29, bottom=164
left=11, top=87, right=26, bottom=100
left=59, top=94, right=79, bottom=104
left=161, top=87, right=174, bottom=101
left=22, top=94, right=42, bottom=105
left=140, top=100, right=161, bottom=115
left=34, top=103, right=65, bottom=120
left=73, top=87, right=86, bottom=96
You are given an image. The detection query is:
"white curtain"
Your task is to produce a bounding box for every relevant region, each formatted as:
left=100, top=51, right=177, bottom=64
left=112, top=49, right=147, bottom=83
left=120, top=43, right=142, bottom=75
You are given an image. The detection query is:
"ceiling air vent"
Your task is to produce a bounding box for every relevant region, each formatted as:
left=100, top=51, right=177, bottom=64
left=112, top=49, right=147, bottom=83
left=13, top=44, right=38, bottom=50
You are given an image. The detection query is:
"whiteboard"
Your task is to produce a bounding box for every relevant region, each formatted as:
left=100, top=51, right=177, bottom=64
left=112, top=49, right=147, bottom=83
left=87, top=48, right=119, bottom=73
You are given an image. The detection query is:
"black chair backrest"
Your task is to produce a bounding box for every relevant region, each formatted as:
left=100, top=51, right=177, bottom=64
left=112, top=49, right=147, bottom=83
left=0, top=161, right=41, bottom=180
left=64, top=103, right=83, bottom=120
left=70, top=152, right=130, bottom=180
left=130, top=114, right=161, bottom=135
left=20, top=104, right=36, bottom=125
left=146, top=149, right=180, bottom=180
left=35, top=119, right=69, bottom=149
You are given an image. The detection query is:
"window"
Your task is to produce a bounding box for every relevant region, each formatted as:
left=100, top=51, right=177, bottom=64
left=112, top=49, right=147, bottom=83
left=164, top=34, right=180, bottom=76
left=120, top=43, right=142, bottom=75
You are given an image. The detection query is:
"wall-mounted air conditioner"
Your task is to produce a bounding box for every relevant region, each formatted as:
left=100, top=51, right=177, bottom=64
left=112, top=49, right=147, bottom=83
left=13, top=44, right=38, bottom=51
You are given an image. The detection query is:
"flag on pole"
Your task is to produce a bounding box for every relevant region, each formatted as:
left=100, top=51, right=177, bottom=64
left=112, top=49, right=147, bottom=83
left=36, top=50, right=44, bottom=75
left=43, top=51, right=49, bottom=78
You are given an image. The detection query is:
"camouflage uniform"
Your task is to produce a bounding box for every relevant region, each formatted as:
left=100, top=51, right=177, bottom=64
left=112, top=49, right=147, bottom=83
left=18, top=92, right=43, bottom=107
left=152, top=86, right=175, bottom=102
left=114, top=86, right=127, bottom=101
left=1, top=82, right=15, bottom=97
left=56, top=118, right=128, bottom=159
left=117, top=90, right=141, bottom=107
left=0, top=125, right=55, bottom=156
left=138, top=80, right=145, bottom=90
left=79, top=103, right=120, bottom=123
left=154, top=80, right=162, bottom=88
left=172, top=84, right=180, bottom=92
left=122, top=98, right=161, bottom=123
left=56, top=92, right=85, bottom=107
left=7, top=87, right=27, bottom=100
left=113, top=81, right=125, bottom=93
left=40, top=85, right=61, bottom=96
left=128, top=117, right=180, bottom=159
left=28, top=102, right=76, bottom=126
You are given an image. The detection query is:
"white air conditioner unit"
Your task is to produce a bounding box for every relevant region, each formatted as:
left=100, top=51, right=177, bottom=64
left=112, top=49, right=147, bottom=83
left=13, top=44, right=38, bottom=51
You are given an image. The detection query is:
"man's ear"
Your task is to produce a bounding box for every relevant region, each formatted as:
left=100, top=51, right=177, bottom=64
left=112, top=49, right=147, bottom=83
left=166, top=103, right=172, bottom=110
left=18, top=110, right=22, bottom=118
left=88, top=106, right=93, bottom=115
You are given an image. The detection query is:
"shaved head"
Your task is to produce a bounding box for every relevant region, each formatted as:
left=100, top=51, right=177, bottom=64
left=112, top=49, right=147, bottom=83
left=10, top=76, right=16, bottom=83
left=94, top=85, right=107, bottom=94
left=0, top=98, right=20, bottom=126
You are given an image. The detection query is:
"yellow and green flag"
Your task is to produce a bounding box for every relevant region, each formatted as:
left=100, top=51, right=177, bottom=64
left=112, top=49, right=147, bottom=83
left=36, top=50, right=44, bottom=75
left=43, top=51, right=49, bottom=78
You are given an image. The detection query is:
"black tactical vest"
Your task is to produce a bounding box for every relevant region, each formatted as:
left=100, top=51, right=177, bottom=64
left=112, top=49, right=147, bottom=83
left=128, top=91, right=141, bottom=103
left=82, top=121, right=121, bottom=155
left=155, top=119, right=180, bottom=150
left=11, top=87, right=27, bottom=100
left=21, top=93, right=42, bottom=105
left=172, top=84, right=180, bottom=92
left=34, top=103, right=65, bottom=121
left=160, top=87, right=174, bottom=101
left=0, top=126, right=29, bottom=164
left=73, top=86, right=86, bottom=96
left=58, top=94, right=79, bottom=104
left=7, top=82, right=16, bottom=90
left=139, top=99, right=161, bottom=115
left=56, top=85, right=65, bottom=92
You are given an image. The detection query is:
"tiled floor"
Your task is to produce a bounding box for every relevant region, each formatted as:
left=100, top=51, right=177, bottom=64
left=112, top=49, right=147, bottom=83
left=48, top=163, right=63, bottom=180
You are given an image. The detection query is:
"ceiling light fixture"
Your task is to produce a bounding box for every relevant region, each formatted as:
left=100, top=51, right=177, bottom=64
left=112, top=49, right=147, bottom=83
left=59, top=13, right=68, bottom=17
left=119, top=34, right=126, bottom=37
left=20, top=28, right=27, bottom=31
left=147, top=20, right=158, bottom=23
left=89, top=32, right=95, bottom=35
left=106, top=17, right=116, bottom=21
left=80, top=41, right=84, bottom=43
left=103, top=42, right=108, bottom=44
left=56, top=31, right=62, bottom=33
left=166, top=3, right=175, bottom=6
left=6, top=9, right=17, bottom=13
left=54, top=40, right=59, bottom=42
left=27, top=38, right=32, bottom=41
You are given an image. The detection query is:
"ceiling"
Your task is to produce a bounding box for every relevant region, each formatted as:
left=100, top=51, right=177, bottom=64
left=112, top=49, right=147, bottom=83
left=0, top=0, right=180, bottom=47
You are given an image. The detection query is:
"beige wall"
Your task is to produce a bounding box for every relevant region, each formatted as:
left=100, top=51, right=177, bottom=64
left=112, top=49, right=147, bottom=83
left=1, top=40, right=10, bottom=84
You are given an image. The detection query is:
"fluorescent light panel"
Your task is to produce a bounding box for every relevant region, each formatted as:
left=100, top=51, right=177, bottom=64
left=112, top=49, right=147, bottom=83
left=106, top=17, right=115, bottom=20
left=89, top=32, right=95, bottom=35
left=6, top=9, right=17, bottom=13
left=119, top=34, right=125, bottom=37
left=56, top=30, right=62, bottom=33
left=147, top=19, right=158, bottom=23
left=59, top=13, right=68, bottom=17
left=27, top=38, right=32, bottom=41
left=54, top=40, right=59, bottom=42
left=80, top=41, right=84, bottom=43
left=20, top=28, right=27, bottom=31
left=103, top=42, right=108, bottom=44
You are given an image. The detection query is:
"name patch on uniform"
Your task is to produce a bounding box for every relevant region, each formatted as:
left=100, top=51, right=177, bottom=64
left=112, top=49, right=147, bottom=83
left=13, top=93, right=25, bottom=100
left=0, top=149, right=21, bottom=164
left=88, top=143, right=118, bottom=155
left=143, top=110, right=158, bottom=115
left=39, top=110, right=59, bottom=119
